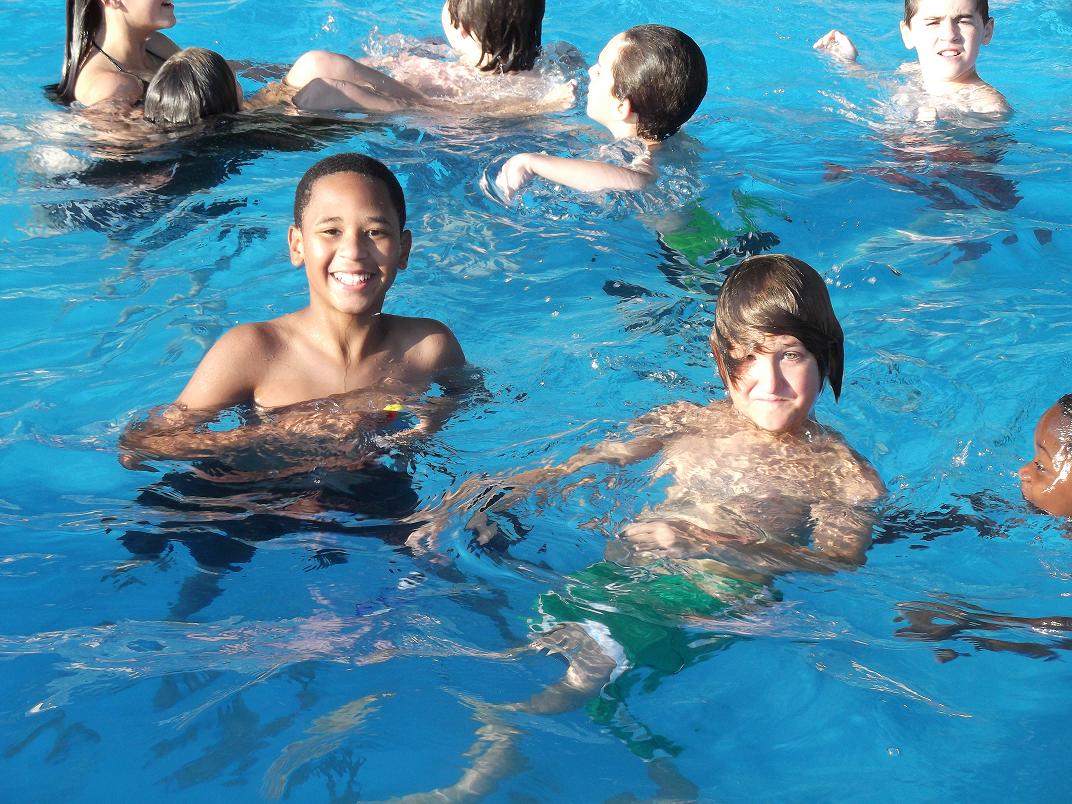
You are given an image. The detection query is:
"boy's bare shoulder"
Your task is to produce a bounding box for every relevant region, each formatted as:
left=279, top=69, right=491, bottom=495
left=382, top=314, right=465, bottom=371
left=821, top=427, right=886, bottom=501
left=631, top=399, right=725, bottom=437
left=968, top=82, right=1011, bottom=115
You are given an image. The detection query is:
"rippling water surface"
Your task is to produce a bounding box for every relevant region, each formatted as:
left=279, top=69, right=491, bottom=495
left=3, top=0, right=1072, bottom=800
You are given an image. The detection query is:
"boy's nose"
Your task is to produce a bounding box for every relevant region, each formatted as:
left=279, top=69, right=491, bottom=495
left=1018, top=462, right=1033, bottom=483
left=941, top=19, right=962, bottom=40
left=752, top=357, right=783, bottom=394
left=340, top=231, right=368, bottom=258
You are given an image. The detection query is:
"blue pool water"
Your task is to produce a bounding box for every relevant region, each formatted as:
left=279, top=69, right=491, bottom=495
left=3, top=0, right=1072, bottom=800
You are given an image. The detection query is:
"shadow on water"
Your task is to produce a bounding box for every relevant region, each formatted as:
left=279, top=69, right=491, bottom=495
left=31, top=111, right=383, bottom=242
left=119, top=464, right=421, bottom=620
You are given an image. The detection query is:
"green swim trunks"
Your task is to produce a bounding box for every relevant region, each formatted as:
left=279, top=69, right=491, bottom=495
left=533, top=560, right=762, bottom=676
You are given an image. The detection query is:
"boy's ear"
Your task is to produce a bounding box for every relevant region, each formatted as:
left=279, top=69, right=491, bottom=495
left=288, top=225, right=304, bottom=267
left=398, top=229, right=412, bottom=271
left=899, top=20, right=915, bottom=50
left=616, top=96, right=638, bottom=125
left=982, top=17, right=994, bottom=45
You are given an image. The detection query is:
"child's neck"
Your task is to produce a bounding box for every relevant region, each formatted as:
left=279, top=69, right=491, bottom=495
left=921, top=68, right=986, bottom=96
left=605, top=118, right=648, bottom=144
left=97, top=17, right=156, bottom=69
left=303, top=306, right=389, bottom=364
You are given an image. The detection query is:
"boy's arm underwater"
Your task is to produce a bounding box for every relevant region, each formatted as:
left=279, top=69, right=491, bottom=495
left=495, top=150, right=655, bottom=198
left=404, top=420, right=669, bottom=553
left=119, top=321, right=467, bottom=476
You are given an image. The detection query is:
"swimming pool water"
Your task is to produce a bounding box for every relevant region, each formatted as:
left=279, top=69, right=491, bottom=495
left=3, top=0, right=1072, bottom=800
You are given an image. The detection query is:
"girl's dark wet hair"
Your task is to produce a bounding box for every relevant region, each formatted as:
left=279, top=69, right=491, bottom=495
left=57, top=0, right=104, bottom=102
left=144, top=48, right=240, bottom=127
left=711, top=254, right=845, bottom=400
left=447, top=0, right=544, bottom=73
left=611, top=25, right=707, bottom=142
left=293, top=153, right=406, bottom=230
left=905, top=0, right=989, bottom=23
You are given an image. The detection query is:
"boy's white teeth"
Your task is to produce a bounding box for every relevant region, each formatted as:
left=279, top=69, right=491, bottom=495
left=333, top=272, right=371, bottom=286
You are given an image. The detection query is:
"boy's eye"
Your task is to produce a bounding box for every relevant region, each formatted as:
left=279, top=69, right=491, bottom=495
left=783, top=351, right=801, bottom=361
left=1035, top=461, right=1046, bottom=472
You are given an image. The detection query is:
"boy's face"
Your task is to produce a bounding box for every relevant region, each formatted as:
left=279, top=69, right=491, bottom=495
left=1019, top=406, right=1072, bottom=517
left=586, top=33, right=629, bottom=129
left=900, top=0, right=993, bottom=86
left=719, top=334, right=822, bottom=434
left=288, top=172, right=411, bottom=319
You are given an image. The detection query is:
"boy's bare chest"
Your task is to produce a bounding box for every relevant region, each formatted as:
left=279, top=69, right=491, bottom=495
left=255, top=342, right=411, bottom=409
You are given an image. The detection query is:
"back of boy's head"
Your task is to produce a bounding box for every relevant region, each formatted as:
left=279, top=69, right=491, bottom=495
left=711, top=254, right=844, bottom=400
left=904, top=0, right=990, bottom=23
left=144, top=48, right=240, bottom=127
left=293, top=152, right=407, bottom=230
left=447, top=0, right=544, bottom=73
left=611, top=25, right=707, bottom=142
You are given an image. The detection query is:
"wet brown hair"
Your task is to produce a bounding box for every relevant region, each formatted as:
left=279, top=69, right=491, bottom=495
left=904, top=0, right=990, bottom=24
left=446, top=0, right=544, bottom=73
left=711, top=254, right=844, bottom=400
left=610, top=25, right=707, bottom=142
left=143, top=48, right=239, bottom=127
left=56, top=0, right=104, bottom=102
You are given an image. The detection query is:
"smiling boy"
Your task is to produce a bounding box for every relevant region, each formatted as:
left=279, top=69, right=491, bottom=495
left=120, top=152, right=464, bottom=469
left=495, top=24, right=707, bottom=197
left=814, top=0, right=1009, bottom=118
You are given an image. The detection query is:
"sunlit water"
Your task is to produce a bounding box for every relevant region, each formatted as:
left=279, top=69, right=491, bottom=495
left=3, top=0, right=1072, bottom=800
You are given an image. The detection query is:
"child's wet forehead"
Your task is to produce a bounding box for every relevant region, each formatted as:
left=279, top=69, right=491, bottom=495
left=307, top=173, right=397, bottom=221
left=911, top=0, right=984, bottom=19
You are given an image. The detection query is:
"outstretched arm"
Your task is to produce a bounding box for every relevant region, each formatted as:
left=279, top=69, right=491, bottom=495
left=405, top=428, right=666, bottom=553
left=496, top=151, right=655, bottom=199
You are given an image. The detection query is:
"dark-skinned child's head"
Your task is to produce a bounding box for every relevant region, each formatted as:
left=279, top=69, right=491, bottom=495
left=1019, top=395, right=1072, bottom=517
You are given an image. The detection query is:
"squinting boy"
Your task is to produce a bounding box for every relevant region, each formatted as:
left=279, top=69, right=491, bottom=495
left=814, top=0, right=1009, bottom=120
left=496, top=24, right=707, bottom=197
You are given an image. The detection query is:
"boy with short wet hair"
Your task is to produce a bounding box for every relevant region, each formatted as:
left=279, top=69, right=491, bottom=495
left=1019, top=395, right=1072, bottom=517
left=813, top=0, right=1009, bottom=118
left=120, top=152, right=465, bottom=469
left=495, top=24, right=707, bottom=197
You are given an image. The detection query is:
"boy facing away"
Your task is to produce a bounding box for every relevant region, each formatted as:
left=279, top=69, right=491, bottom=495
left=814, top=0, right=1010, bottom=119
left=120, top=152, right=464, bottom=471
left=495, top=24, right=708, bottom=197
left=283, top=0, right=574, bottom=116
